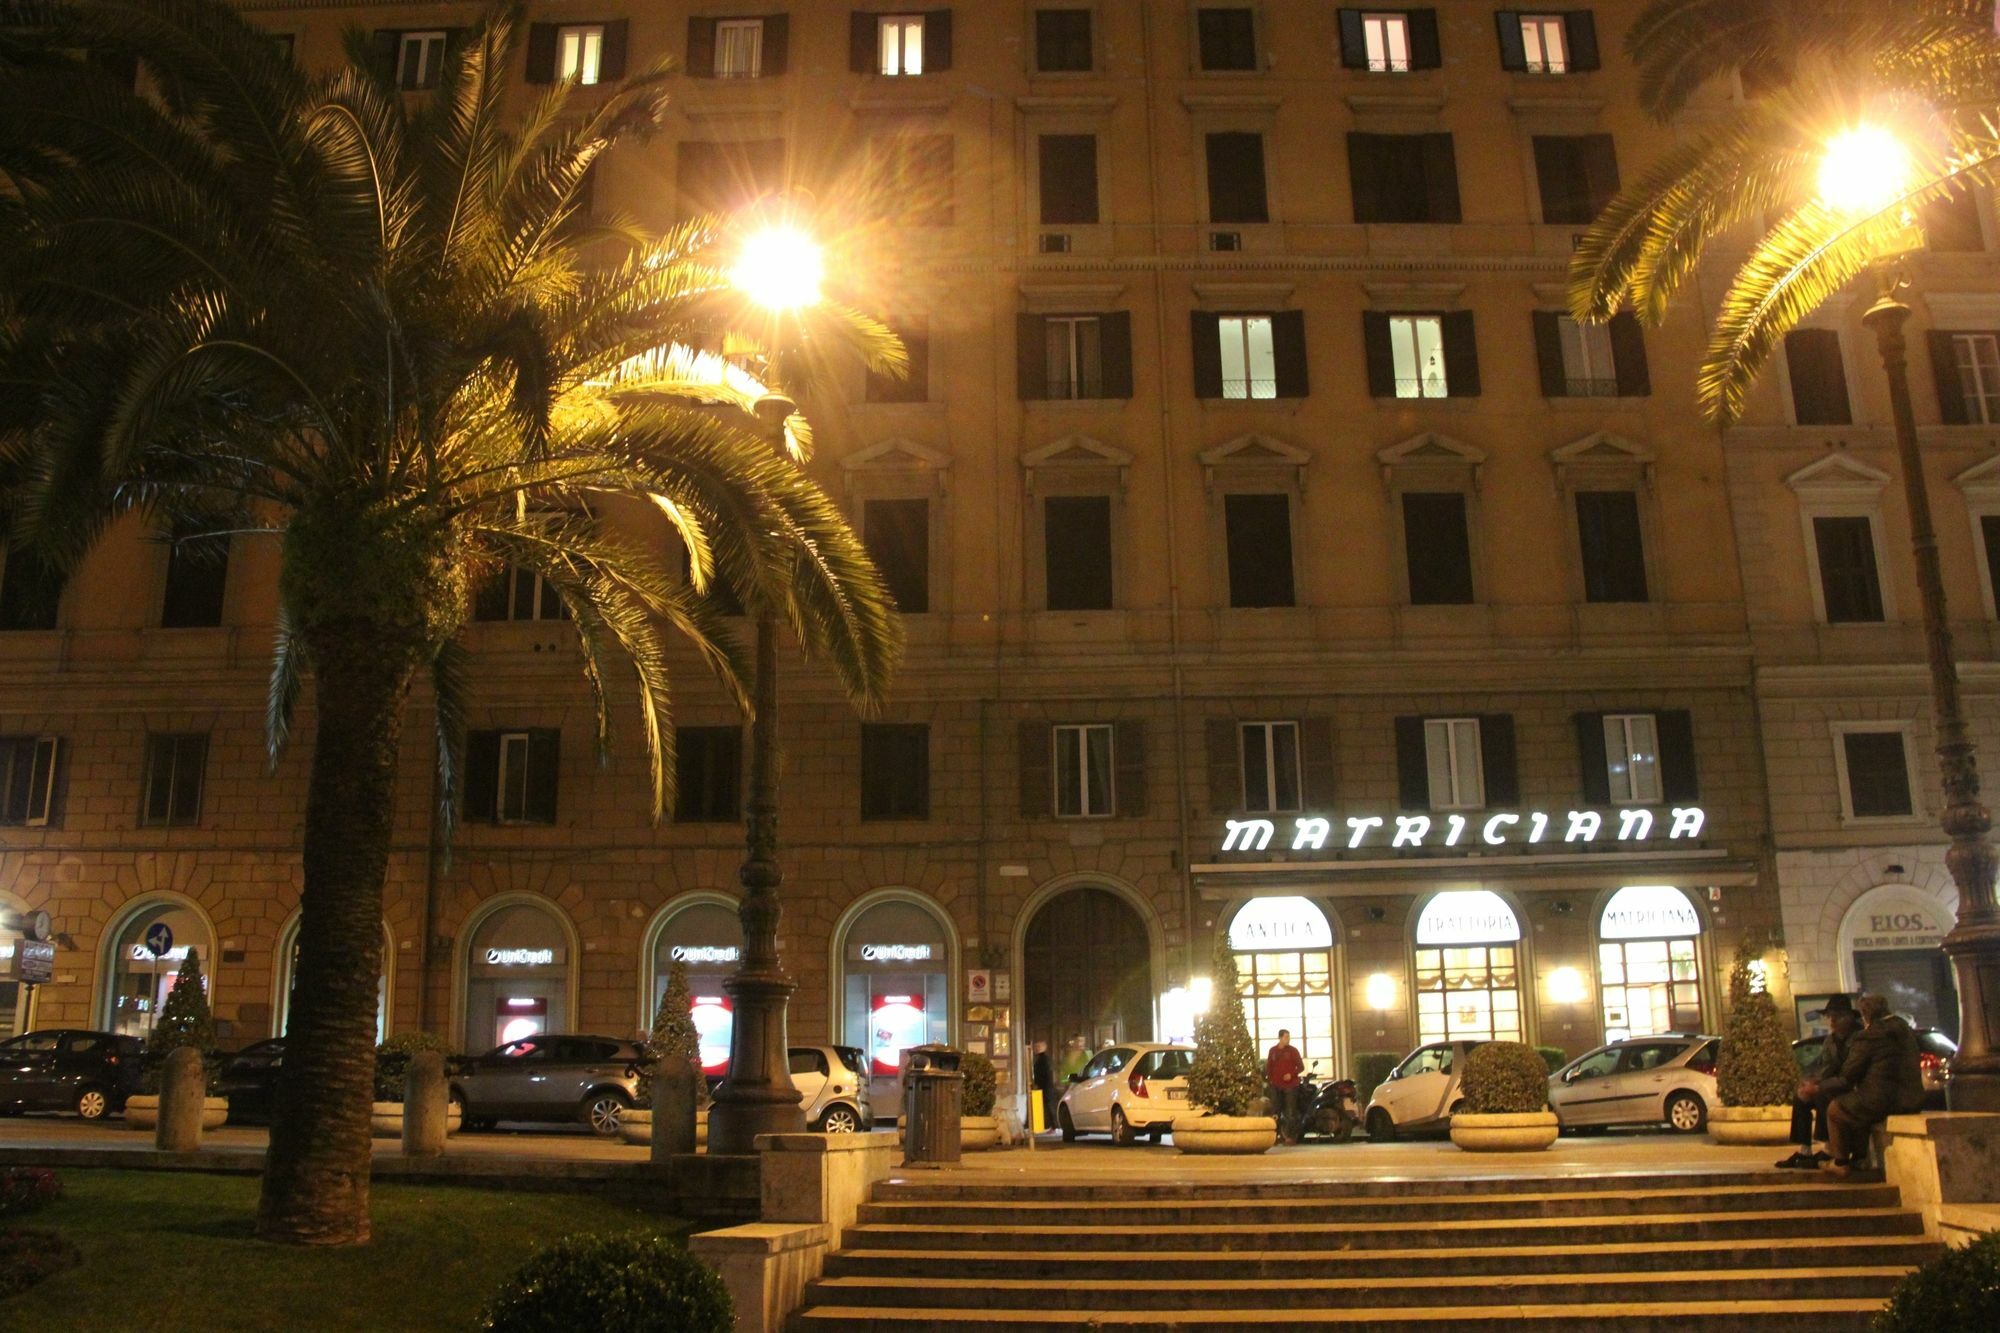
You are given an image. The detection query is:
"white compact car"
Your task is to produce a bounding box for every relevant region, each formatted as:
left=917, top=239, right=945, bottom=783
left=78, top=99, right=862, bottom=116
left=788, top=1044, right=874, bottom=1133
left=1057, top=1043, right=1195, bottom=1145
left=1363, top=1040, right=1483, bottom=1140
left=1547, top=1035, right=1718, bottom=1133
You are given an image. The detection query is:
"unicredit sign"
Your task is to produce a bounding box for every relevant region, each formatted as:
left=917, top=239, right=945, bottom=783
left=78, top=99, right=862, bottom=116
left=1217, top=805, right=1706, bottom=857
left=858, top=943, right=933, bottom=963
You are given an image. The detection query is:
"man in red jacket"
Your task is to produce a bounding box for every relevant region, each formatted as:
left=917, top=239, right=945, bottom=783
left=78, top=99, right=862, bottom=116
left=1267, top=1029, right=1305, bottom=1145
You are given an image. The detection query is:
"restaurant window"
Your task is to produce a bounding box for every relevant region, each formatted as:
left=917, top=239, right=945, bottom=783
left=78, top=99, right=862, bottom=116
left=1229, top=897, right=1338, bottom=1076
left=1034, top=8, right=1093, bottom=72
left=1413, top=890, right=1523, bottom=1044
left=140, top=734, right=207, bottom=828
left=674, top=726, right=742, bottom=823
left=1597, top=885, right=1704, bottom=1042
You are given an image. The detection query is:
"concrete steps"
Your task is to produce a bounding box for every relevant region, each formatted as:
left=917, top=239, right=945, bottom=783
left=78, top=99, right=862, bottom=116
left=790, top=1169, right=1937, bottom=1330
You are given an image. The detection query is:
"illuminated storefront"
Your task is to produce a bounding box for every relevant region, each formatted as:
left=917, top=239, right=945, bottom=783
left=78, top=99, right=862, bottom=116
left=1413, top=890, right=1523, bottom=1044
left=1227, top=896, right=1340, bottom=1074
left=645, top=895, right=742, bottom=1075
left=100, top=900, right=214, bottom=1040
left=1837, top=885, right=1959, bottom=1038
left=461, top=900, right=572, bottom=1052
left=1596, top=885, right=1705, bottom=1041
left=835, top=895, right=952, bottom=1104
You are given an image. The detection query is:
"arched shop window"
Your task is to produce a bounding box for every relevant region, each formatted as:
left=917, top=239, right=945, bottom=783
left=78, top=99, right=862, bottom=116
left=1597, top=885, right=1704, bottom=1042
left=645, top=896, right=742, bottom=1076
left=275, top=917, right=393, bottom=1043
left=462, top=900, right=572, bottom=1053
left=1413, top=890, right=1522, bottom=1043
left=1228, top=896, right=1338, bottom=1075
left=1837, top=886, right=1959, bottom=1039
left=99, top=900, right=215, bottom=1040
left=836, top=896, right=951, bottom=1086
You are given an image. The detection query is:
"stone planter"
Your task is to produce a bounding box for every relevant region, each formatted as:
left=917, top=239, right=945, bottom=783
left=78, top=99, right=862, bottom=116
left=369, top=1101, right=462, bottom=1138
left=124, top=1094, right=228, bottom=1131
left=621, top=1108, right=653, bottom=1147
left=1709, top=1104, right=1793, bottom=1145
left=1450, top=1110, right=1560, bottom=1152
left=1172, top=1114, right=1277, bottom=1155
left=960, top=1115, right=1002, bottom=1152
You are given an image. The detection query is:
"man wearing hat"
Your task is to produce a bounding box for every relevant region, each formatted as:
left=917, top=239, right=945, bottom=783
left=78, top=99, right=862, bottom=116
left=1777, top=993, right=1858, bottom=1169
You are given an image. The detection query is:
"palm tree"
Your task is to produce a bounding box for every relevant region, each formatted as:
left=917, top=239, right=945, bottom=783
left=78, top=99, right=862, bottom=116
left=0, top=0, right=903, bottom=1244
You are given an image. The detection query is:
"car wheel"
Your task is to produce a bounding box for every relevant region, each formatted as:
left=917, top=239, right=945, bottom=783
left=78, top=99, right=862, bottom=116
left=75, top=1087, right=109, bottom=1121
left=1110, top=1106, right=1136, bottom=1147
left=1664, top=1091, right=1707, bottom=1134
left=583, top=1091, right=629, bottom=1137
left=816, top=1105, right=860, bottom=1134
left=1366, top=1107, right=1397, bottom=1142
left=1058, top=1104, right=1078, bottom=1142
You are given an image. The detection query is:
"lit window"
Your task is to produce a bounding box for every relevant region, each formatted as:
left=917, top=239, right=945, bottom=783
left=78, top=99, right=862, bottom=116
left=1389, top=315, right=1448, bottom=398
left=1954, top=333, right=2000, bottom=424
left=1603, top=713, right=1661, bottom=805
left=1362, top=12, right=1410, bottom=73
left=1044, top=315, right=1103, bottom=399
left=1240, top=721, right=1300, bottom=814
left=1054, top=723, right=1114, bottom=817
left=1424, top=718, right=1483, bottom=810
left=1218, top=316, right=1277, bottom=399
left=397, top=31, right=447, bottom=90
left=558, top=24, right=604, bottom=84
left=1558, top=315, right=1618, bottom=397
left=1519, top=15, right=1569, bottom=74
left=715, top=18, right=764, bottom=77
left=879, top=15, right=924, bottom=76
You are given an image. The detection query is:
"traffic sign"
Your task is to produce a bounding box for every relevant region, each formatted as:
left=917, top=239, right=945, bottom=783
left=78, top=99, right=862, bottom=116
left=144, top=922, right=174, bottom=958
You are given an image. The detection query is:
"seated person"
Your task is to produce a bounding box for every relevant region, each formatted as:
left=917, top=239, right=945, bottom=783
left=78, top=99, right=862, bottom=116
left=1778, top=993, right=1858, bottom=1169
left=1826, top=992, right=1927, bottom=1175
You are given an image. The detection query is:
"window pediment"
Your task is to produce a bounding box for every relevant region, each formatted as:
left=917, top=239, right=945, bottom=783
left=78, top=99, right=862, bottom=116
left=841, top=437, right=952, bottom=496
left=1551, top=430, right=1655, bottom=492
left=1378, top=432, right=1485, bottom=494
left=1785, top=453, right=1890, bottom=500
left=1021, top=434, right=1131, bottom=494
left=1199, top=433, right=1310, bottom=494
left=1954, top=452, right=2000, bottom=502
left=1018, top=281, right=1126, bottom=313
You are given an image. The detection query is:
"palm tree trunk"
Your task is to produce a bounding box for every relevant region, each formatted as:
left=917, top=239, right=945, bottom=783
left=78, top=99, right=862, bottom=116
left=255, top=625, right=420, bottom=1245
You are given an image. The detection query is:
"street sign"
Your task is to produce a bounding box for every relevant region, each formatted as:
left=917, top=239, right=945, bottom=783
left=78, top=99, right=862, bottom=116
left=966, top=969, right=992, bottom=1004
left=9, top=941, right=54, bottom=984
left=144, top=922, right=174, bottom=959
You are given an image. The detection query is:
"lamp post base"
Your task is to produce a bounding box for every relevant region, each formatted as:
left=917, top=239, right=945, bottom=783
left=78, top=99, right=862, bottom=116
left=705, top=969, right=806, bottom=1155
left=1944, top=915, right=2000, bottom=1112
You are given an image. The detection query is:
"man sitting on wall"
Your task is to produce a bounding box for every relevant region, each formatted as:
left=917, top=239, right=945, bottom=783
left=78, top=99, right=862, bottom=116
left=1266, top=1029, right=1305, bottom=1145
left=1776, top=993, right=1858, bottom=1169
left=1826, top=992, right=1928, bottom=1176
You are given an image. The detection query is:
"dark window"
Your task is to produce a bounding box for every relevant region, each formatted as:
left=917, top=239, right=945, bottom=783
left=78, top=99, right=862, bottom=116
left=1813, top=515, right=1885, bottom=623
left=382, top=29, right=451, bottom=90
left=462, top=729, right=560, bottom=825
left=1039, top=134, right=1100, bottom=225
left=1045, top=495, right=1114, bottom=611
left=1196, top=7, right=1257, bottom=70
left=1785, top=329, right=1852, bottom=425
left=864, top=498, right=930, bottom=614
left=675, top=139, right=787, bottom=220
left=1223, top=494, right=1295, bottom=608
left=870, top=133, right=954, bottom=225
left=860, top=723, right=930, bottom=820
left=1925, top=188, right=1985, bottom=253
left=1017, top=311, right=1134, bottom=399
left=1347, top=132, right=1460, bottom=223
left=1843, top=731, right=1913, bottom=818
left=474, top=566, right=571, bottom=621
left=1575, top=490, right=1649, bottom=603
left=1982, top=515, right=2000, bottom=617
left=1205, top=132, right=1269, bottom=224
left=1402, top=492, right=1474, bottom=604
left=0, top=551, right=62, bottom=631
left=141, top=733, right=207, bottom=827
left=866, top=318, right=930, bottom=402
left=0, top=735, right=61, bottom=826
left=160, top=523, right=229, bottom=628
left=1035, top=8, right=1093, bottom=71
left=675, top=725, right=742, bottom=822
left=1533, top=134, right=1620, bottom=225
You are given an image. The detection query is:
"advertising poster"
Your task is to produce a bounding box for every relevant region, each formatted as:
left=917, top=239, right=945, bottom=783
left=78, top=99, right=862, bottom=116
left=870, top=993, right=927, bottom=1075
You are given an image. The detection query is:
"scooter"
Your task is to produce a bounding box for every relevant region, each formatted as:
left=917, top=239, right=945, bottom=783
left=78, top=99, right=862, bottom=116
left=1297, top=1065, right=1361, bottom=1143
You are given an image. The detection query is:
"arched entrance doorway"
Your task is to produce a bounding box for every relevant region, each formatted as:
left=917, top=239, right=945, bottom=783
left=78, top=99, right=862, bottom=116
left=1595, top=885, right=1706, bottom=1042
left=1838, top=885, right=1959, bottom=1039
left=1022, top=886, right=1152, bottom=1062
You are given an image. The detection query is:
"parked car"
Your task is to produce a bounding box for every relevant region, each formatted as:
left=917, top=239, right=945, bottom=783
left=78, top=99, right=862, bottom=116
left=1363, top=1040, right=1483, bottom=1140
left=0, top=1029, right=145, bottom=1120
left=215, top=1038, right=286, bottom=1124
left=1057, top=1043, right=1195, bottom=1145
left=789, top=1044, right=874, bottom=1133
left=1793, top=1026, right=1955, bottom=1108
left=449, top=1034, right=643, bottom=1135
left=1547, top=1034, right=1718, bottom=1133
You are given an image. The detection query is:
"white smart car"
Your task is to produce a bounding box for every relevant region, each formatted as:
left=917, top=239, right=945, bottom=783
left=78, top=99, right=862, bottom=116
left=1057, top=1043, right=1195, bottom=1145
left=1364, top=1039, right=1483, bottom=1140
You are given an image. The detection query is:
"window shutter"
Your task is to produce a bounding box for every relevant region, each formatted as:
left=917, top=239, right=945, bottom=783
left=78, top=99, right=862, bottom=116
left=1421, top=133, right=1461, bottom=222
left=1479, top=715, right=1518, bottom=807
left=1785, top=329, right=1852, bottom=425
left=1207, top=719, right=1241, bottom=813
left=1362, top=311, right=1396, bottom=397
left=1337, top=9, right=1368, bottom=68
left=1494, top=11, right=1527, bottom=71
left=1609, top=312, right=1650, bottom=395
left=1346, top=132, right=1384, bottom=222
left=1190, top=311, right=1224, bottom=399
left=924, top=9, right=953, bottom=71
left=1407, top=9, right=1442, bottom=70
left=1395, top=717, right=1429, bottom=810
left=1929, top=331, right=1970, bottom=424
left=1018, top=721, right=1051, bottom=817
left=763, top=15, right=790, bottom=74
left=1441, top=309, right=1480, bottom=396
left=1017, top=313, right=1048, bottom=399
left=599, top=20, right=629, bottom=80
left=1299, top=716, right=1337, bottom=809
left=1564, top=11, right=1600, bottom=70
left=1533, top=311, right=1567, bottom=397
left=684, top=18, right=717, bottom=76
left=1099, top=311, right=1134, bottom=398
left=850, top=12, right=876, bottom=72
left=1657, top=709, right=1698, bottom=802
left=464, top=731, right=500, bottom=822
left=444, top=28, right=470, bottom=64
left=1115, top=719, right=1146, bottom=817
left=1271, top=309, right=1309, bottom=398
left=1573, top=712, right=1610, bottom=804
left=525, top=24, right=559, bottom=83
left=526, top=729, right=560, bottom=823
left=1581, top=134, right=1620, bottom=214
left=370, top=29, right=399, bottom=77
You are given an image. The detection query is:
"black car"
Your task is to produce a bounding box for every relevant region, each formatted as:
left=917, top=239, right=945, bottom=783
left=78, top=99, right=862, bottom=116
left=0, top=1029, right=145, bottom=1119
left=215, top=1038, right=286, bottom=1124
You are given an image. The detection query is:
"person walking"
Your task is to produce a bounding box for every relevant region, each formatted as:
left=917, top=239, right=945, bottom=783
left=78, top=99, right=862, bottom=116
left=1031, top=1039, right=1058, bottom=1134
left=1057, top=1033, right=1089, bottom=1084
left=1825, top=993, right=1927, bottom=1176
left=1266, top=1029, right=1305, bottom=1145
left=1777, top=994, right=1858, bottom=1169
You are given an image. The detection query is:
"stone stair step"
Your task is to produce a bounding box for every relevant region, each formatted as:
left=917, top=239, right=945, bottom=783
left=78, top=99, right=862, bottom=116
left=869, top=1169, right=1789, bottom=1204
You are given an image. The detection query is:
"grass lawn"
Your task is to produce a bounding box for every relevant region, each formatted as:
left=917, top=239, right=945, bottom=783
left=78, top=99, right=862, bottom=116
left=6, top=1169, right=689, bottom=1331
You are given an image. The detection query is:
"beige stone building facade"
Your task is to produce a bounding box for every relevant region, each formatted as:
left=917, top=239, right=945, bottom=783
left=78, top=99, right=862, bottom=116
left=0, top=0, right=1828, bottom=1108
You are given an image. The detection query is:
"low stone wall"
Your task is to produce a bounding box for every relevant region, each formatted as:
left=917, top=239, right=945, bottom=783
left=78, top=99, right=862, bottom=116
left=1883, top=1112, right=2000, bottom=1242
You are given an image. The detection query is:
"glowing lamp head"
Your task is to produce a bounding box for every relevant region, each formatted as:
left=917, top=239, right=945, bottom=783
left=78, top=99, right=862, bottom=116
left=732, top=225, right=823, bottom=311
left=1364, top=972, right=1398, bottom=1012
left=1547, top=966, right=1588, bottom=1006
left=1817, top=125, right=1914, bottom=218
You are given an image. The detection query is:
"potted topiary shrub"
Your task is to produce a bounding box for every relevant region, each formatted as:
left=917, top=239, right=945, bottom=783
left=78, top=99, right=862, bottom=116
left=1710, top=933, right=1797, bottom=1145
left=1450, top=1040, right=1559, bottom=1151
left=370, top=1032, right=461, bottom=1137
left=478, top=1232, right=731, bottom=1332
left=1173, top=935, right=1276, bottom=1154
left=125, top=949, right=227, bottom=1131
left=959, top=1050, right=1001, bottom=1151
left=622, top=962, right=704, bottom=1151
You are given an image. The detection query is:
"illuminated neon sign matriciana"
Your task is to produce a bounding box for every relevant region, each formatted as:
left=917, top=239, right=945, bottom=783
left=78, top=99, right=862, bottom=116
left=1217, top=806, right=1706, bottom=855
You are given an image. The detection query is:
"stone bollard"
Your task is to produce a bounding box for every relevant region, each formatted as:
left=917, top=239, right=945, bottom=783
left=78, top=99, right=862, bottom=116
left=653, top=1058, right=699, bottom=1161
left=402, top=1050, right=448, bottom=1158
left=156, top=1046, right=205, bottom=1153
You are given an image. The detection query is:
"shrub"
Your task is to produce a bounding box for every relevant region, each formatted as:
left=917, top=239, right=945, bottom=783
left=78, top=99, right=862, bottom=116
left=478, top=1232, right=731, bottom=1333
left=1874, top=1230, right=2000, bottom=1331
left=149, top=946, right=215, bottom=1057
left=634, top=962, right=702, bottom=1106
left=1717, top=933, right=1796, bottom=1108
left=0, top=1228, right=81, bottom=1301
left=374, top=1031, right=456, bottom=1103
left=1458, top=1041, right=1550, bottom=1115
left=1354, top=1051, right=1401, bottom=1106
left=1186, top=934, right=1261, bottom=1118
left=961, top=1050, right=997, bottom=1117
left=0, top=1168, right=60, bottom=1218
left=1534, top=1045, right=1568, bottom=1074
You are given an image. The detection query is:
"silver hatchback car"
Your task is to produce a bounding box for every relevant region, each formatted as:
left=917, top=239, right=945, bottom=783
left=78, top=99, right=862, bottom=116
left=1548, top=1034, right=1718, bottom=1133
left=790, top=1044, right=873, bottom=1132
left=450, top=1033, right=643, bottom=1136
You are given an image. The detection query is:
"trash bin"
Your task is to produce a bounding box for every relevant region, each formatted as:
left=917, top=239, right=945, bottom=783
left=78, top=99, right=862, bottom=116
left=901, top=1044, right=963, bottom=1167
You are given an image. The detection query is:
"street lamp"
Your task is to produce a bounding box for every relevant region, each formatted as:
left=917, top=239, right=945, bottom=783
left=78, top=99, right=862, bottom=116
left=1824, top=124, right=2000, bottom=1110
left=704, top=223, right=822, bottom=1155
